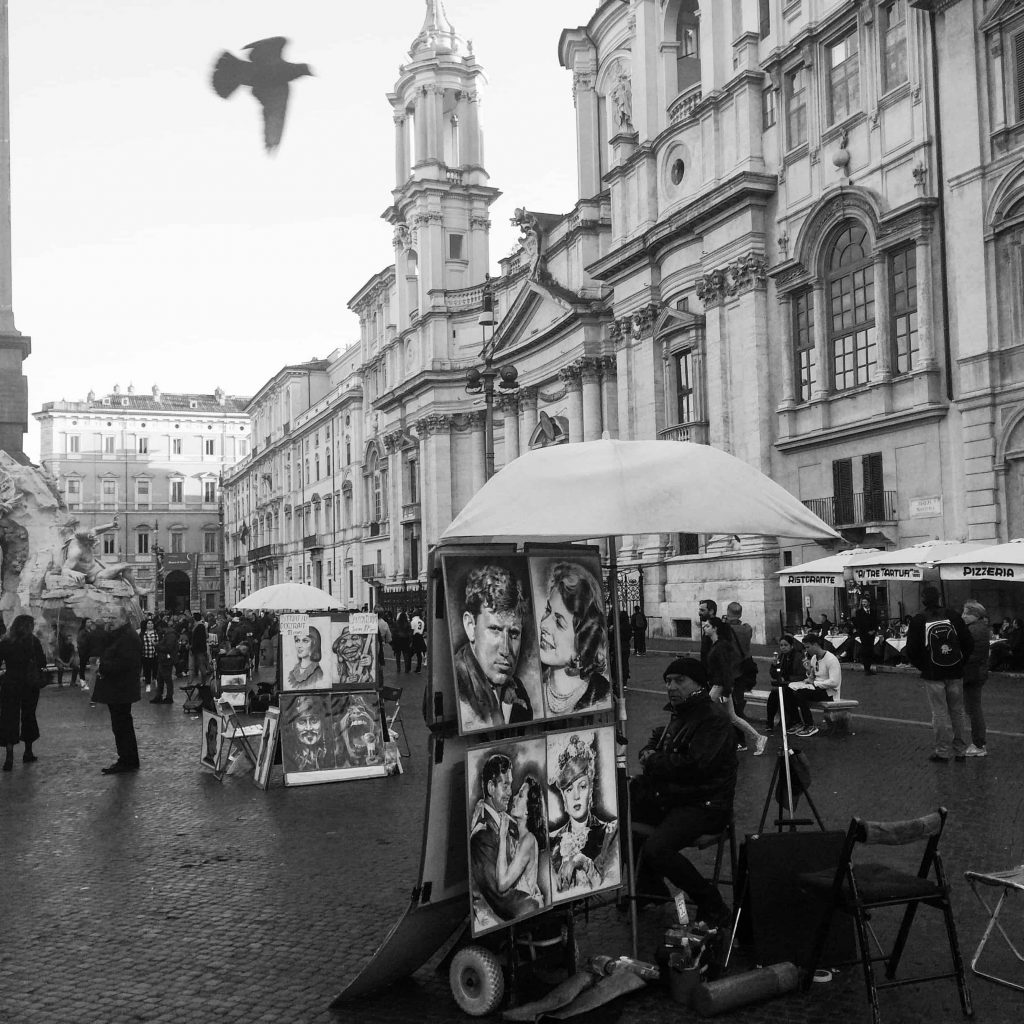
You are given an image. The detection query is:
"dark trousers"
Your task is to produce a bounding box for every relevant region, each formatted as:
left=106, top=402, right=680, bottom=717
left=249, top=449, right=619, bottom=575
left=107, top=703, right=139, bottom=768
left=766, top=684, right=802, bottom=730
left=154, top=661, right=174, bottom=701
left=141, top=657, right=156, bottom=687
left=633, top=802, right=729, bottom=913
left=633, top=629, right=647, bottom=655
left=411, top=639, right=426, bottom=672
left=856, top=633, right=876, bottom=671
left=393, top=641, right=411, bottom=673
left=2, top=688, right=40, bottom=746
left=963, top=682, right=986, bottom=747
left=794, top=687, right=832, bottom=726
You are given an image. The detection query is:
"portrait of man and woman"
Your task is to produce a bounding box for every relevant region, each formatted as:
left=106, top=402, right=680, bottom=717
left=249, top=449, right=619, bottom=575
left=444, top=551, right=612, bottom=736
left=465, top=726, right=620, bottom=936
left=280, top=690, right=389, bottom=785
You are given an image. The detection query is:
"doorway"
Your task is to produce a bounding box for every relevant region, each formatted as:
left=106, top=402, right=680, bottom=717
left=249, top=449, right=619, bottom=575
left=164, top=570, right=191, bottom=613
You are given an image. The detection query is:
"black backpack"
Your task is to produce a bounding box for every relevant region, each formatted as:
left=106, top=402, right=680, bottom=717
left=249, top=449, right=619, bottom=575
left=924, top=614, right=964, bottom=669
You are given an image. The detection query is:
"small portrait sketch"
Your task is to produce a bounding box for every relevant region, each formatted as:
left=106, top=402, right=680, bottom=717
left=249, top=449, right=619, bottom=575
left=443, top=554, right=542, bottom=735
left=332, top=623, right=376, bottom=690
left=466, top=737, right=551, bottom=937
left=253, top=707, right=280, bottom=790
left=529, top=555, right=613, bottom=721
left=546, top=728, right=620, bottom=901
left=199, top=710, right=224, bottom=772
left=333, top=691, right=386, bottom=770
left=281, top=692, right=334, bottom=774
left=280, top=615, right=336, bottom=692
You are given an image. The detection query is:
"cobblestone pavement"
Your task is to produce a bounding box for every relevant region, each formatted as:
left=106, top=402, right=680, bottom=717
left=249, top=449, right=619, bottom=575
left=2, top=655, right=1022, bottom=1024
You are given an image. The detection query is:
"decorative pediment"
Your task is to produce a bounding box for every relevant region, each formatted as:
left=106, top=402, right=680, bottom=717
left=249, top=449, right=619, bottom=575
left=980, top=0, right=1024, bottom=34
left=528, top=411, right=570, bottom=449
left=485, top=279, right=576, bottom=361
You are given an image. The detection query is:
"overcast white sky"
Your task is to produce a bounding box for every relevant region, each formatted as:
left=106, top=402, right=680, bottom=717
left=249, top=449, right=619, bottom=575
left=10, top=0, right=595, bottom=459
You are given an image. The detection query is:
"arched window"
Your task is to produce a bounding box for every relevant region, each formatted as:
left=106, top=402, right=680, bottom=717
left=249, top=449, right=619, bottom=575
left=676, top=1, right=700, bottom=92
left=827, top=223, right=876, bottom=391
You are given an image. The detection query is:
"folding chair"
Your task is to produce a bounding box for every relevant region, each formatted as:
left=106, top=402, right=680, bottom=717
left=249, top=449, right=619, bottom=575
left=211, top=700, right=265, bottom=782
left=380, top=685, right=410, bottom=758
left=963, top=864, right=1024, bottom=992
left=799, top=807, right=972, bottom=1024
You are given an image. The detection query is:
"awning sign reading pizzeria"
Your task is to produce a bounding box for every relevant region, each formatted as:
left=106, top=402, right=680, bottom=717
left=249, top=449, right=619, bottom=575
left=853, top=566, right=924, bottom=583
left=940, top=564, right=1018, bottom=581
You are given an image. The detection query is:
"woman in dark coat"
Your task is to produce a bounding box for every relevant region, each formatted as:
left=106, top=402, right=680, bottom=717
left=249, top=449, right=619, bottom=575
left=392, top=612, right=412, bottom=673
left=766, top=634, right=805, bottom=733
left=0, top=614, right=46, bottom=770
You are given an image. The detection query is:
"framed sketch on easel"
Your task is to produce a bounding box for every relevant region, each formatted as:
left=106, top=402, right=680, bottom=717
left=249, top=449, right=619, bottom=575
left=253, top=707, right=280, bottom=790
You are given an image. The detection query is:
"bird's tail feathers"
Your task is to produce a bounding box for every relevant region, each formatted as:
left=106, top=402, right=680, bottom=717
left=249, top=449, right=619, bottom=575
left=211, top=52, right=249, bottom=99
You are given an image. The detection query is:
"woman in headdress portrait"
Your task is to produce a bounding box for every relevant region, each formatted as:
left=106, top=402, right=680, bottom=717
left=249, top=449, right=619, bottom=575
left=285, top=626, right=324, bottom=690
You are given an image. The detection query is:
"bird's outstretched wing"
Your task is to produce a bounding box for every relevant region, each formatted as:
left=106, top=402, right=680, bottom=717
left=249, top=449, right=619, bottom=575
left=254, top=83, right=289, bottom=152
left=211, top=51, right=251, bottom=98
left=243, top=37, right=288, bottom=66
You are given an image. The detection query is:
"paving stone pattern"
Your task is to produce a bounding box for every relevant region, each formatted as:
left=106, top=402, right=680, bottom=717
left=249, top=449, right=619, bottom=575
left=2, top=657, right=1022, bottom=1024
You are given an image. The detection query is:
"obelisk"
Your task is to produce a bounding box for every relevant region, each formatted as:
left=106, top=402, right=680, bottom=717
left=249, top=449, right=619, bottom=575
left=0, top=0, right=30, bottom=460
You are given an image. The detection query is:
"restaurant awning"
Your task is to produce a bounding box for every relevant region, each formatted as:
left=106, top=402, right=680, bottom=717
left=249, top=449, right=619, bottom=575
left=776, top=547, right=883, bottom=588
left=849, top=540, right=990, bottom=585
left=933, top=539, right=1024, bottom=582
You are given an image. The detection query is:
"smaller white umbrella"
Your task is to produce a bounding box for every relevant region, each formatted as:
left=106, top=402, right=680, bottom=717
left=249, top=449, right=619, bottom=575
left=777, top=547, right=882, bottom=588
left=232, top=582, right=344, bottom=612
left=934, top=538, right=1024, bottom=583
left=850, top=540, right=989, bottom=585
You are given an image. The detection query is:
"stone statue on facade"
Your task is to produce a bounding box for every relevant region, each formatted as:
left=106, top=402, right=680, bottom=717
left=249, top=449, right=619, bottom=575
left=611, top=67, right=633, bottom=131
left=61, top=516, right=137, bottom=590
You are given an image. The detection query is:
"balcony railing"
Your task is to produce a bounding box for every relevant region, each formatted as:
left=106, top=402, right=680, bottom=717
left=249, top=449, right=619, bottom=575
left=802, top=491, right=898, bottom=529
left=401, top=501, right=421, bottom=523
left=658, top=421, right=709, bottom=445
left=303, top=533, right=330, bottom=550
left=249, top=542, right=283, bottom=561
left=668, top=83, right=703, bottom=125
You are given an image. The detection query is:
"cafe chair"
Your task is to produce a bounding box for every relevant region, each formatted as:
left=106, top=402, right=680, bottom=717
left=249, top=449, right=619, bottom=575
left=798, top=807, right=972, bottom=1024
left=380, top=685, right=410, bottom=758
left=963, top=864, right=1024, bottom=992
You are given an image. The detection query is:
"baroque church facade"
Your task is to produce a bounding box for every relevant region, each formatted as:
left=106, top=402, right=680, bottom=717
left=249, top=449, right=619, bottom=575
left=223, top=0, right=1024, bottom=641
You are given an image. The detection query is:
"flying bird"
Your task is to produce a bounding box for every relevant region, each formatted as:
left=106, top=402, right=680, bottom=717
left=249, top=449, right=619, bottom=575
left=211, top=37, right=313, bottom=152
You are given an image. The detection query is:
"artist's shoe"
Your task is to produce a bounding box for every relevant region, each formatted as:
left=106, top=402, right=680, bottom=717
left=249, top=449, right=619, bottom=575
left=101, top=762, right=139, bottom=775
left=928, top=753, right=950, bottom=763
left=787, top=724, right=802, bottom=735
left=965, top=744, right=987, bottom=757
left=735, top=743, right=748, bottom=752
left=753, top=735, right=768, bottom=756
left=2, top=759, right=12, bottom=772
left=162, top=698, right=174, bottom=704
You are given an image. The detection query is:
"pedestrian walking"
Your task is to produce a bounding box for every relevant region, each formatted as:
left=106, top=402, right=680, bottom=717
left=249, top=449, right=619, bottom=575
left=703, top=616, right=767, bottom=755
left=631, top=604, right=648, bottom=656
left=960, top=600, right=990, bottom=757
left=153, top=623, right=178, bottom=704
left=54, top=630, right=77, bottom=687
left=0, top=614, right=46, bottom=770
left=724, top=601, right=757, bottom=727
left=141, top=617, right=158, bottom=696
left=410, top=609, right=426, bottom=672
left=852, top=596, right=879, bottom=674
left=190, top=612, right=210, bottom=685
left=376, top=609, right=392, bottom=671
left=905, top=585, right=973, bottom=763
left=392, top=612, right=412, bottom=673
left=93, top=605, right=144, bottom=774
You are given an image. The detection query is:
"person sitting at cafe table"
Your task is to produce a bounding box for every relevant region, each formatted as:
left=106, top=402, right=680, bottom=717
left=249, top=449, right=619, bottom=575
left=990, top=617, right=1024, bottom=671
left=788, top=634, right=842, bottom=737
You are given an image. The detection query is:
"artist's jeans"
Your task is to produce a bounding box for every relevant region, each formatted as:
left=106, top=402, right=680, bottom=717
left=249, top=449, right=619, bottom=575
left=924, top=678, right=968, bottom=757
left=107, top=703, right=139, bottom=768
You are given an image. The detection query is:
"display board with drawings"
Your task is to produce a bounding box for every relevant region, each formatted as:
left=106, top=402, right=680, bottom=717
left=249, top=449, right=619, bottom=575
left=279, top=612, right=377, bottom=693
left=253, top=707, right=280, bottom=790
left=441, top=546, right=612, bottom=736
left=466, top=725, right=620, bottom=938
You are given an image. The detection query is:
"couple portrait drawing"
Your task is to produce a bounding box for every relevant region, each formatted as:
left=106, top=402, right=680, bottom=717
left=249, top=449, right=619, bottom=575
left=449, top=556, right=613, bottom=735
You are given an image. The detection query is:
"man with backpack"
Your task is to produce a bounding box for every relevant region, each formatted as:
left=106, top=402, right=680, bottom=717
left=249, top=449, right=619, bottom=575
left=905, top=585, right=973, bottom=763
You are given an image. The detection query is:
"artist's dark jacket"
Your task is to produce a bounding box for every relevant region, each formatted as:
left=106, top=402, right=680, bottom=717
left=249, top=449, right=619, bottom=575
left=92, top=624, right=143, bottom=705
left=905, top=605, right=974, bottom=681
left=634, top=692, right=737, bottom=812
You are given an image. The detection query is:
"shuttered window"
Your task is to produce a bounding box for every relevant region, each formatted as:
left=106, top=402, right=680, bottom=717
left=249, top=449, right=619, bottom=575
left=863, top=453, right=886, bottom=521
left=1015, top=31, right=1024, bottom=120
left=833, top=458, right=854, bottom=526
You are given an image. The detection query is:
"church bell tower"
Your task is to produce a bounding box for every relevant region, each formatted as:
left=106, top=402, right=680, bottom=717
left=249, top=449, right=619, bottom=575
left=385, top=1, right=499, bottom=333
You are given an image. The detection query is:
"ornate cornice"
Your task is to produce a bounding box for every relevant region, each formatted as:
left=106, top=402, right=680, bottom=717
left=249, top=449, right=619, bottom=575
left=558, top=363, right=583, bottom=391
left=572, top=71, right=595, bottom=107
left=414, top=413, right=452, bottom=436
left=518, top=385, right=539, bottom=406
left=695, top=253, right=769, bottom=308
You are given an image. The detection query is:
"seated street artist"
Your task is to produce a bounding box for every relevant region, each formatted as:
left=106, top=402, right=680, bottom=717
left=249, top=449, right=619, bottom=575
left=455, top=565, right=534, bottom=730
left=630, top=658, right=736, bottom=928
left=789, top=633, right=842, bottom=736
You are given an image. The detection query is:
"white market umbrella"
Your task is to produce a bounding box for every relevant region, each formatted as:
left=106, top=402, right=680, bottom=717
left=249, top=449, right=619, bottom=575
left=232, top=582, right=344, bottom=612
left=849, top=540, right=989, bottom=585
left=441, top=439, right=836, bottom=957
left=934, top=538, right=1024, bottom=582
left=443, top=439, right=840, bottom=543
left=777, top=547, right=882, bottom=588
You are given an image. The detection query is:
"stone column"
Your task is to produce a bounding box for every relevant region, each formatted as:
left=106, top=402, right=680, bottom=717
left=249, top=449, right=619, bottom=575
left=812, top=286, right=829, bottom=400
left=572, top=70, right=600, bottom=198
left=916, top=235, right=938, bottom=370
left=468, top=410, right=486, bottom=495
left=414, top=90, right=429, bottom=165
left=777, top=293, right=797, bottom=408
left=581, top=358, right=603, bottom=441
left=464, top=90, right=481, bottom=167
left=873, top=255, right=893, bottom=381
left=393, top=113, right=408, bottom=187
left=416, top=414, right=452, bottom=545
left=519, top=386, right=538, bottom=452
left=499, top=393, right=520, bottom=463
left=599, top=356, right=618, bottom=438
left=560, top=364, right=584, bottom=443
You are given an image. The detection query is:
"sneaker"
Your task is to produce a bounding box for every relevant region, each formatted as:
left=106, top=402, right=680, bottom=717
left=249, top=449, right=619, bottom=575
left=787, top=724, right=803, bottom=735
left=753, top=734, right=768, bottom=756
left=735, top=743, right=748, bottom=752
left=802, top=725, right=819, bottom=737
left=965, top=744, right=987, bottom=757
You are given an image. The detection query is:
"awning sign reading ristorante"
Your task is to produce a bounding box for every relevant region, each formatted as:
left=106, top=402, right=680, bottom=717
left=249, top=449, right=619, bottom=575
left=939, top=564, right=1019, bottom=581
left=779, top=572, right=844, bottom=587
left=853, top=566, right=924, bottom=583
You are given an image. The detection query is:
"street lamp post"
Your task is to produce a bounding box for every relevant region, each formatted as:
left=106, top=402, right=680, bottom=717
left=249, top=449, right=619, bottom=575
left=466, top=275, right=519, bottom=481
